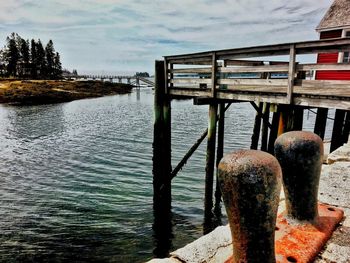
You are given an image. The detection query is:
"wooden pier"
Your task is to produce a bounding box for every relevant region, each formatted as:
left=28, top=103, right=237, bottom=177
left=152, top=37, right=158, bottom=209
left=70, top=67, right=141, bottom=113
left=152, top=37, right=350, bottom=227
left=72, top=75, right=155, bottom=87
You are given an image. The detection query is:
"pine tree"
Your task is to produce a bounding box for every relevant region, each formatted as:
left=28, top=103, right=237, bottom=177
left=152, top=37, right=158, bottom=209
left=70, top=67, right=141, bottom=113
left=18, top=38, right=30, bottom=78
left=45, top=40, right=55, bottom=79
left=30, top=39, right=37, bottom=78
left=36, top=39, right=46, bottom=78
left=4, top=33, right=20, bottom=77
left=53, top=52, right=62, bottom=79
left=0, top=49, right=5, bottom=77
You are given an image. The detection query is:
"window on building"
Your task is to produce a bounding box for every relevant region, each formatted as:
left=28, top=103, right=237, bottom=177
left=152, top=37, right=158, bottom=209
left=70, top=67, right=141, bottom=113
left=342, top=31, right=350, bottom=63
left=344, top=52, right=350, bottom=63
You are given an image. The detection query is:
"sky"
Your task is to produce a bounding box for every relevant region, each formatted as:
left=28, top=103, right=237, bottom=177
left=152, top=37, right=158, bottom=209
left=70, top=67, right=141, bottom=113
left=0, top=0, right=333, bottom=75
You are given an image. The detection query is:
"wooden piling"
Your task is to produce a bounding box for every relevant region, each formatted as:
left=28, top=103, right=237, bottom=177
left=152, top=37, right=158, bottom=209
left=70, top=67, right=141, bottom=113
left=205, top=103, right=218, bottom=218
left=251, top=102, right=263, bottom=150
left=330, top=109, right=346, bottom=152
left=278, top=105, right=303, bottom=135
left=261, top=103, right=270, bottom=151
left=268, top=107, right=281, bottom=154
left=214, top=103, right=225, bottom=214
left=342, top=111, right=350, bottom=144
left=153, top=60, right=172, bottom=211
left=314, top=108, right=328, bottom=140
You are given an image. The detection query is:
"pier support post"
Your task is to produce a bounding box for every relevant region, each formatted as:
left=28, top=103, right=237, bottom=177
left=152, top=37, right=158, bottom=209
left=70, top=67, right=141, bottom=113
left=278, top=105, right=303, bottom=136
left=261, top=102, right=270, bottom=151
left=268, top=107, right=281, bottom=154
left=153, top=60, right=172, bottom=211
left=274, top=131, right=323, bottom=221
left=331, top=109, right=346, bottom=152
left=204, top=103, right=218, bottom=219
left=314, top=108, right=328, bottom=140
left=250, top=102, right=263, bottom=150
left=214, top=103, right=225, bottom=214
left=218, top=150, right=282, bottom=263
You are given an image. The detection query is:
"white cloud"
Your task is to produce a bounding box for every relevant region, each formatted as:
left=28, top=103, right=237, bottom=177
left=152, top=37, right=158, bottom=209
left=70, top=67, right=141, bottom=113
left=0, top=0, right=333, bottom=73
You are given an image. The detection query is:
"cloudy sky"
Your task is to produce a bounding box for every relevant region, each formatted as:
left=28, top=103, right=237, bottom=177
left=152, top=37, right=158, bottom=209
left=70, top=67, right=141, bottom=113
left=0, top=0, right=332, bottom=74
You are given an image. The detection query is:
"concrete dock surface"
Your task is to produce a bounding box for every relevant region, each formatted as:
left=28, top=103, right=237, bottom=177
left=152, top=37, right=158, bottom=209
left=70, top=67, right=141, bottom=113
left=149, top=142, right=350, bottom=263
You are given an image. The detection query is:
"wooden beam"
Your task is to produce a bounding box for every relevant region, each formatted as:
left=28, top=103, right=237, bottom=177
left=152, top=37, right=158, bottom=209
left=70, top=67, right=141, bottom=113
left=214, top=103, right=226, bottom=214
left=211, top=52, right=217, bottom=97
left=193, top=97, right=238, bottom=105
left=331, top=109, right=346, bottom=152
left=153, top=60, right=172, bottom=211
left=218, top=65, right=288, bottom=73
left=287, top=44, right=296, bottom=104
left=314, top=108, right=328, bottom=140
left=219, top=79, right=288, bottom=86
left=261, top=102, right=270, bottom=151
left=251, top=102, right=263, bottom=149
left=205, top=103, right=218, bottom=218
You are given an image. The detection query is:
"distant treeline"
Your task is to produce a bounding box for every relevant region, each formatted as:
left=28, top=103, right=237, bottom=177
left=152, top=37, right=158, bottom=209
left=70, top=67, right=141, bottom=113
left=135, top=72, right=150, bottom=77
left=0, top=32, right=62, bottom=79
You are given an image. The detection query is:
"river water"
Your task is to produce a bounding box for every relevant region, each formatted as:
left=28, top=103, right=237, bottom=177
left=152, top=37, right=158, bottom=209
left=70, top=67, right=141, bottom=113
left=0, top=88, right=333, bottom=262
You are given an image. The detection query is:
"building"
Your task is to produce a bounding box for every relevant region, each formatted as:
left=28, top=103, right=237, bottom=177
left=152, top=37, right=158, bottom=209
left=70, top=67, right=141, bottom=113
left=316, top=0, right=350, bottom=80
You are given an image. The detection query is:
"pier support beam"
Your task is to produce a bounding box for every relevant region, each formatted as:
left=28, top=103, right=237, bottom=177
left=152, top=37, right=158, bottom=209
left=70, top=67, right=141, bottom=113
left=268, top=107, right=281, bottom=154
left=250, top=102, right=263, bottom=150
left=214, top=103, right=225, bottom=214
left=314, top=108, right=328, bottom=140
left=331, top=109, right=346, bottom=152
left=261, top=102, right=270, bottom=151
left=204, top=103, right=218, bottom=220
left=278, top=105, right=303, bottom=135
left=153, top=60, right=172, bottom=211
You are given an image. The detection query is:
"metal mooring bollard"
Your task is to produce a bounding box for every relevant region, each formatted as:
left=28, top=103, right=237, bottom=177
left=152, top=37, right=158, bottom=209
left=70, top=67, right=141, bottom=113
left=274, top=131, right=323, bottom=222
left=218, top=150, right=282, bottom=263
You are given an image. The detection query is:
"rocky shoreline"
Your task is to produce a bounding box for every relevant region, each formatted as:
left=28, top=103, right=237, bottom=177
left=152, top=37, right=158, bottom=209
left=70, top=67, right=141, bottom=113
left=0, top=80, right=133, bottom=105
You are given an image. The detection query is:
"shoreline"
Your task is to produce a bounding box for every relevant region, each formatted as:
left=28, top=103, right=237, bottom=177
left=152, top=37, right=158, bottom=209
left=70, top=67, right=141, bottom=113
left=0, top=79, right=133, bottom=106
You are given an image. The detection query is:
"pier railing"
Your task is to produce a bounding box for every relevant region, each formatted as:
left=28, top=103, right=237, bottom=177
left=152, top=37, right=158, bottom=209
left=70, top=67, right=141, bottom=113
left=164, top=38, right=350, bottom=110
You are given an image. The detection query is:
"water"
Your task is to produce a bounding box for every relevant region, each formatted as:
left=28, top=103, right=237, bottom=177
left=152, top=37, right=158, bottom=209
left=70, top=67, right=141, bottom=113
left=0, top=88, right=334, bottom=262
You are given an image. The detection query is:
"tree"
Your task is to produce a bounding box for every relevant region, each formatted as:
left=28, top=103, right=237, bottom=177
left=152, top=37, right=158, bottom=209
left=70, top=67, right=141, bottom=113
left=45, top=40, right=55, bottom=78
left=36, top=39, right=46, bottom=78
left=72, top=69, right=78, bottom=76
left=135, top=72, right=150, bottom=77
left=30, top=39, right=37, bottom=78
left=53, top=52, right=62, bottom=79
left=1, top=33, right=64, bottom=79
left=0, top=49, right=5, bottom=76
left=18, top=38, right=30, bottom=77
left=4, top=33, right=20, bottom=77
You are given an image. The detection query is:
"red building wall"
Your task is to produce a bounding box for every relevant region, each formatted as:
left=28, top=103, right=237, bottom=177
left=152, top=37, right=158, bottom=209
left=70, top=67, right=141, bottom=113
left=316, top=29, right=350, bottom=80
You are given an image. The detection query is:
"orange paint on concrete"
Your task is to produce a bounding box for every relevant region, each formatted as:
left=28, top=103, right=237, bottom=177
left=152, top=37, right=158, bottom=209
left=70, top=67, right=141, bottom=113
left=225, top=203, right=343, bottom=263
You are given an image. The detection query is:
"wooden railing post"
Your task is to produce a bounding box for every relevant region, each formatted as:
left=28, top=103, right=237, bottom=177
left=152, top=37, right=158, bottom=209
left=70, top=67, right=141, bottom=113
left=287, top=44, right=296, bottom=104
left=211, top=52, right=217, bottom=98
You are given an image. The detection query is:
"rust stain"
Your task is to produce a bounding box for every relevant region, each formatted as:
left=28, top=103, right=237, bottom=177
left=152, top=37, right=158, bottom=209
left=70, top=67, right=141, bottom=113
left=225, top=203, right=344, bottom=263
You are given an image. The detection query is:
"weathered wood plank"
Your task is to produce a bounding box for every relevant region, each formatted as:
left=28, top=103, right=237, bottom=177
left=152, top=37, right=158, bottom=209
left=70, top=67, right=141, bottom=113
left=211, top=52, right=217, bottom=97
left=287, top=44, right=296, bottom=104
left=170, top=67, right=212, bottom=74
left=298, top=79, right=350, bottom=88
left=170, top=78, right=211, bottom=85
left=218, top=65, right=288, bottom=73
left=218, top=79, right=288, bottom=86
left=298, top=63, right=350, bottom=71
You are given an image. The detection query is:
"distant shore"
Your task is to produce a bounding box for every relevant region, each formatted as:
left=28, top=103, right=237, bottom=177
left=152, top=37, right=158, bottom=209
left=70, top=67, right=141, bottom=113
left=0, top=79, right=133, bottom=105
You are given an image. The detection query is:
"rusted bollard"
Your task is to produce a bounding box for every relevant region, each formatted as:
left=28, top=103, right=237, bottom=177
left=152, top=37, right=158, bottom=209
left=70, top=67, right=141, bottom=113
left=274, top=131, right=323, bottom=222
left=218, top=150, right=282, bottom=263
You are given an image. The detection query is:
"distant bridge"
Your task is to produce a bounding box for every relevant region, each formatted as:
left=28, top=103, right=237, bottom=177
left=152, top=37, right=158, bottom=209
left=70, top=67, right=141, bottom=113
left=72, top=75, right=155, bottom=87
